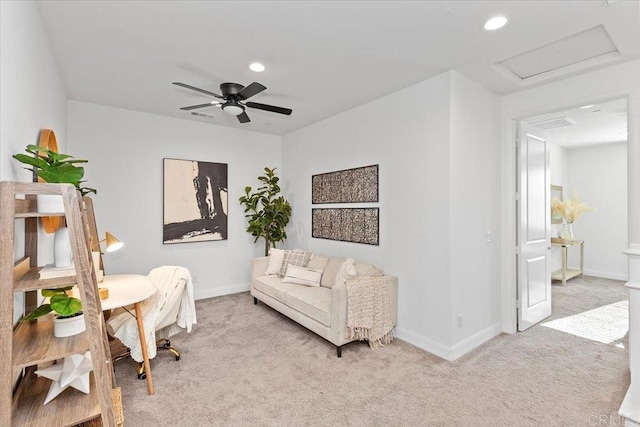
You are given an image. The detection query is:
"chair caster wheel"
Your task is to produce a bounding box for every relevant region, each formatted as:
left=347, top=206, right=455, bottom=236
left=175, top=355, right=180, bottom=361
left=137, top=372, right=146, bottom=380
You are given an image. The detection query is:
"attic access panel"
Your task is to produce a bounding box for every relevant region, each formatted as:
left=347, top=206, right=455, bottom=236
left=497, top=25, right=620, bottom=82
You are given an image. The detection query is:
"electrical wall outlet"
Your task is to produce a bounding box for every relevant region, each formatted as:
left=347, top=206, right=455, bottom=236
left=192, top=274, right=198, bottom=283
left=457, top=314, right=463, bottom=328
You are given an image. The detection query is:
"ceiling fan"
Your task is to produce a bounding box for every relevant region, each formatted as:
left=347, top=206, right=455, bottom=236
left=173, top=81, right=292, bottom=123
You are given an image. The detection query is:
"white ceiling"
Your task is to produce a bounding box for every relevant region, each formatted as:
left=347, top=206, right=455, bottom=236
left=525, top=97, right=628, bottom=149
left=36, top=1, right=640, bottom=136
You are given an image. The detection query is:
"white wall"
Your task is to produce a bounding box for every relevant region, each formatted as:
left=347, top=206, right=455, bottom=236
left=568, top=142, right=628, bottom=280
left=66, top=101, right=281, bottom=300
left=0, top=0, right=68, bottom=323
left=282, top=72, right=453, bottom=354
left=449, top=72, right=502, bottom=354
left=281, top=71, right=502, bottom=359
left=549, top=142, right=569, bottom=272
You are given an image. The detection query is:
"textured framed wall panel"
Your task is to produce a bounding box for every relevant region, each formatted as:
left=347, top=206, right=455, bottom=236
left=312, top=208, right=379, bottom=245
left=312, top=165, right=378, bottom=204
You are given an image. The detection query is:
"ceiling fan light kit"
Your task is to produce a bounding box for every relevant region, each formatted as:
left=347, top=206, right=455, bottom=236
left=173, top=81, right=292, bottom=123
left=222, top=103, right=244, bottom=116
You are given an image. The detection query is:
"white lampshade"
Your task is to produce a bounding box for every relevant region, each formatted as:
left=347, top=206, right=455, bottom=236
left=222, top=104, right=244, bottom=116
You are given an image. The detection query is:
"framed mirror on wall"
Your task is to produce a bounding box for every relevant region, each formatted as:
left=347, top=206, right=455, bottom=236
left=551, top=184, right=563, bottom=224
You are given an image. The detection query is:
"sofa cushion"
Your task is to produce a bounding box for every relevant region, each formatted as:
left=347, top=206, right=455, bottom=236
left=283, top=286, right=331, bottom=326
left=355, top=262, right=383, bottom=277
left=279, top=250, right=312, bottom=277
left=320, top=257, right=345, bottom=288
left=265, top=248, right=285, bottom=275
left=254, top=276, right=303, bottom=301
left=307, top=255, right=329, bottom=271
left=282, top=265, right=323, bottom=287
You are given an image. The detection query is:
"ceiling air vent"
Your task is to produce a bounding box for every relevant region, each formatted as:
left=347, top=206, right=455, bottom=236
left=190, top=111, right=215, bottom=119
left=529, top=116, right=576, bottom=130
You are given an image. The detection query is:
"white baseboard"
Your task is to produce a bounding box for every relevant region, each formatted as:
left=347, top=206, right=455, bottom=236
left=396, top=322, right=502, bottom=361
left=620, top=384, right=640, bottom=426
left=451, top=323, right=502, bottom=360
left=194, top=283, right=250, bottom=301
left=394, top=327, right=454, bottom=361
left=583, top=269, right=628, bottom=281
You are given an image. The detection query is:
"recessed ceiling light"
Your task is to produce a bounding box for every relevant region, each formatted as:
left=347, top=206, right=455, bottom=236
left=483, top=16, right=508, bottom=31
left=580, top=104, right=594, bottom=109
left=249, top=62, right=265, bottom=72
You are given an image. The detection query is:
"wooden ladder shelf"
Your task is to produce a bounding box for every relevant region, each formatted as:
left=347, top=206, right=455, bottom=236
left=0, top=182, right=120, bottom=426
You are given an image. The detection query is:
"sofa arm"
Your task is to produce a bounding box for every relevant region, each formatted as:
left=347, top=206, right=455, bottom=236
left=251, top=257, right=269, bottom=282
left=329, top=275, right=399, bottom=346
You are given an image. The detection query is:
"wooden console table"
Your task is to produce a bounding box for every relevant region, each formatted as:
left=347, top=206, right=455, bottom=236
left=551, top=239, right=584, bottom=286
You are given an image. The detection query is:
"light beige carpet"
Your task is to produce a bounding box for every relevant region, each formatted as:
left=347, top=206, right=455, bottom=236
left=114, top=276, right=629, bottom=426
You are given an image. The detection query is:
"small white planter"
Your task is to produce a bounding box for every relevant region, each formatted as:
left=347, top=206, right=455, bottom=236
left=53, top=313, right=85, bottom=338
left=37, top=194, right=64, bottom=213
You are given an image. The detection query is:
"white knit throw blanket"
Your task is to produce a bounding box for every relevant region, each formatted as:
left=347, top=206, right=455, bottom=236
left=346, top=276, right=394, bottom=348
left=108, top=266, right=196, bottom=362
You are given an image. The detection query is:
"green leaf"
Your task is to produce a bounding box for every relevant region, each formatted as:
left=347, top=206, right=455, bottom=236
left=50, top=294, right=82, bottom=317
left=22, top=304, right=53, bottom=320
left=41, top=288, right=67, bottom=297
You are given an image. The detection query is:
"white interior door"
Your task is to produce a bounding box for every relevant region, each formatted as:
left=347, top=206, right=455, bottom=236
left=517, top=121, right=552, bottom=331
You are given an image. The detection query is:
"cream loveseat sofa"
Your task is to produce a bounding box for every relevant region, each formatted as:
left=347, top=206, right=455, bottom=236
left=251, top=253, right=398, bottom=357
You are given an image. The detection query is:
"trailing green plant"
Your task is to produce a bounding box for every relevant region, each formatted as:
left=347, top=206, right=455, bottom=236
left=13, top=144, right=96, bottom=196
left=239, top=167, right=292, bottom=256
left=22, top=287, right=82, bottom=320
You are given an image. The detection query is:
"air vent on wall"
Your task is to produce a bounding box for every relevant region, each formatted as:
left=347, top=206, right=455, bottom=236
left=190, top=111, right=215, bottom=119
left=529, top=116, right=576, bottom=130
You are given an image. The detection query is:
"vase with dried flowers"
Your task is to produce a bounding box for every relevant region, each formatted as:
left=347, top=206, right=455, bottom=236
left=551, top=190, right=593, bottom=239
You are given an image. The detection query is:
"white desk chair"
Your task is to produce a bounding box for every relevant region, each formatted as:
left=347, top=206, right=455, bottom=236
left=107, top=266, right=197, bottom=379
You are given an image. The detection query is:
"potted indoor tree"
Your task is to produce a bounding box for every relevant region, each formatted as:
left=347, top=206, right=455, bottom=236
left=23, top=287, right=84, bottom=337
left=239, top=167, right=292, bottom=256
left=13, top=144, right=96, bottom=212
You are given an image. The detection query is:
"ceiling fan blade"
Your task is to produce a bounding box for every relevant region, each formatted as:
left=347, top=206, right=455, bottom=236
left=237, top=111, right=251, bottom=123
left=237, top=82, right=266, bottom=100
left=180, top=102, right=220, bottom=111
left=246, top=102, right=292, bottom=116
left=172, top=82, right=224, bottom=99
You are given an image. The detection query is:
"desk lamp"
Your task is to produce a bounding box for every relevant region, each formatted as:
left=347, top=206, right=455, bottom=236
left=93, top=231, right=124, bottom=253
left=90, top=232, right=123, bottom=284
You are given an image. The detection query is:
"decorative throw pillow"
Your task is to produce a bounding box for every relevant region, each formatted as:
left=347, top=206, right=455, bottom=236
left=355, top=263, right=383, bottom=277
left=279, top=250, right=312, bottom=277
left=265, top=248, right=285, bottom=275
left=335, top=258, right=357, bottom=286
left=282, top=265, right=323, bottom=287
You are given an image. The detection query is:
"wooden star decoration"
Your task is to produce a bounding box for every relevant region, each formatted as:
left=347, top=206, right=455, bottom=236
left=35, top=351, right=93, bottom=404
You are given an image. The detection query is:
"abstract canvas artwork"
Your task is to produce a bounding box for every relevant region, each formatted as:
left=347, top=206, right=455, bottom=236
left=312, top=165, right=378, bottom=204
left=163, top=158, right=228, bottom=244
left=312, top=208, right=379, bottom=245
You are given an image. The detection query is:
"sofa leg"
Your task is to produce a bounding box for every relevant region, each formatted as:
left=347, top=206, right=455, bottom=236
left=253, top=297, right=258, bottom=305
left=336, top=345, right=342, bottom=358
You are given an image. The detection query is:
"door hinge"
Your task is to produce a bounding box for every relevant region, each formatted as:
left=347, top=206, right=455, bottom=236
left=515, top=192, right=520, bottom=201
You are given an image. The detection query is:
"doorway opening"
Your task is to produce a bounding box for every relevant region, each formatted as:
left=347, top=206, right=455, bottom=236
left=515, top=97, right=629, bottom=344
